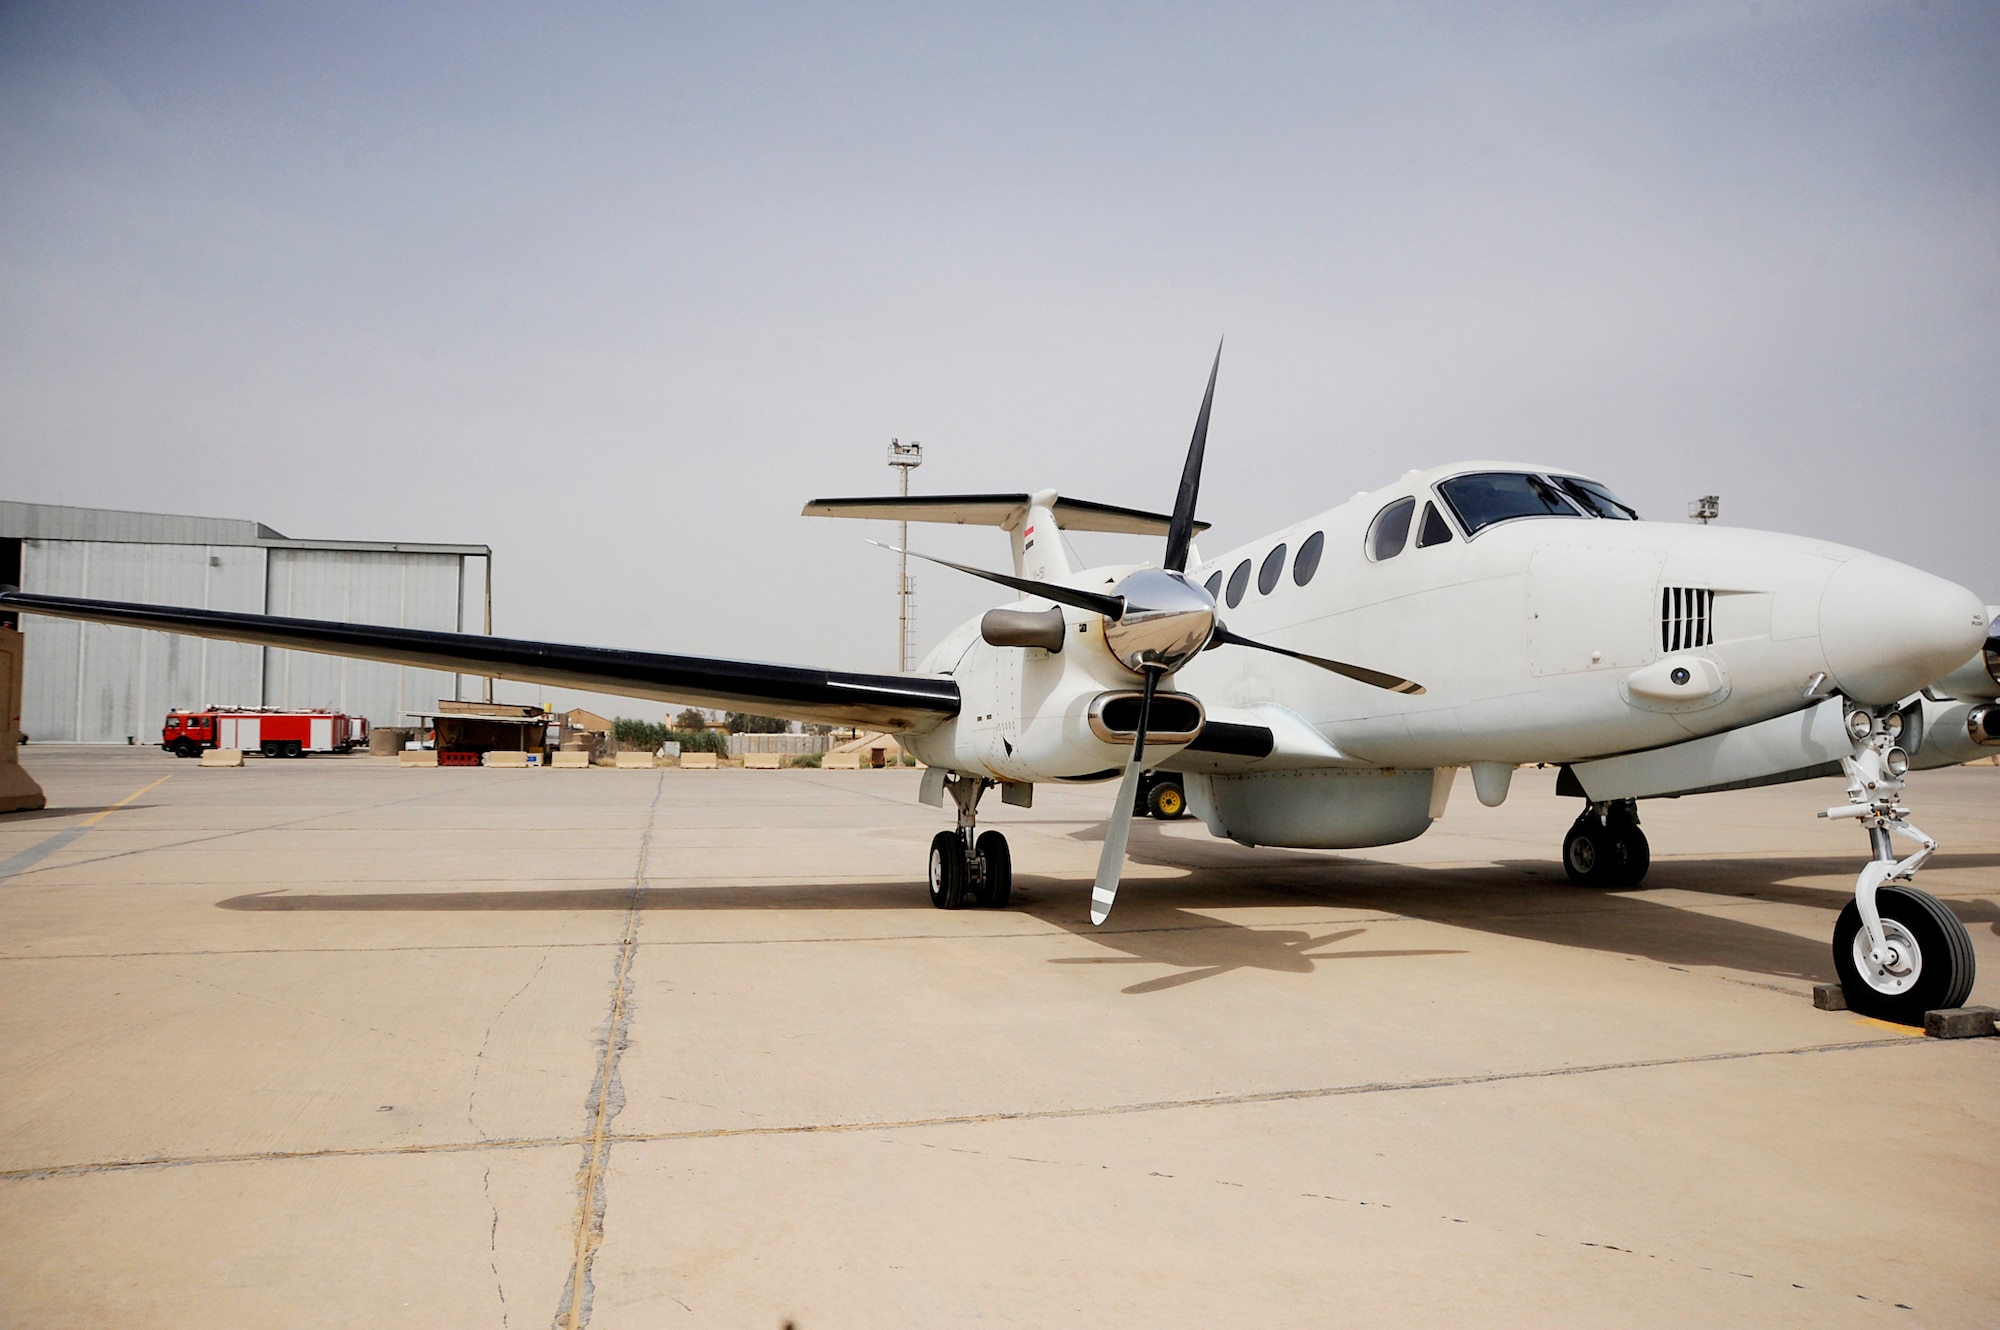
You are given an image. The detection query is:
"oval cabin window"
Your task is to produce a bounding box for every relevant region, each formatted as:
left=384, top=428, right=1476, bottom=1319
left=1293, top=531, right=1324, bottom=585
left=1226, top=559, right=1253, bottom=608
left=1257, top=544, right=1288, bottom=595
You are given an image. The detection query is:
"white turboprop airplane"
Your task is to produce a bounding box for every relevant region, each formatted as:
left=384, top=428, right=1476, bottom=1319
left=5, top=348, right=1994, bottom=1024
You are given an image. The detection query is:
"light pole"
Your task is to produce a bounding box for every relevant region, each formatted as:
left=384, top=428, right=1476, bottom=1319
left=888, top=439, right=923, bottom=671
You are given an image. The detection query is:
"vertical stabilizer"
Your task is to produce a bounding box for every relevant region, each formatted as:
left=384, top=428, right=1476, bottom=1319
left=1008, top=489, right=1074, bottom=582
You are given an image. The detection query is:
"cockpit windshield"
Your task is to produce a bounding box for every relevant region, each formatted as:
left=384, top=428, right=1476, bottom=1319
left=1553, top=475, right=1639, bottom=520
left=1434, top=472, right=1583, bottom=536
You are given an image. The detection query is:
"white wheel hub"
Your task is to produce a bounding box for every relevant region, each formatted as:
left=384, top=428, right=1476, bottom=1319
left=1853, top=918, right=1922, bottom=994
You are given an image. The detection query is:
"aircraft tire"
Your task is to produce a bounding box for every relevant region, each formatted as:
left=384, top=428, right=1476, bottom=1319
left=1146, top=780, right=1186, bottom=820
left=928, top=831, right=968, bottom=910
left=1614, top=825, right=1650, bottom=887
left=1561, top=820, right=1631, bottom=888
left=1833, top=884, right=1976, bottom=1025
left=975, top=831, right=1012, bottom=908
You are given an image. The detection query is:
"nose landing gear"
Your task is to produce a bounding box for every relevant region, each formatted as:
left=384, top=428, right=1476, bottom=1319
left=928, top=773, right=1013, bottom=910
left=1822, top=707, right=1974, bottom=1023
left=1563, top=799, right=1650, bottom=888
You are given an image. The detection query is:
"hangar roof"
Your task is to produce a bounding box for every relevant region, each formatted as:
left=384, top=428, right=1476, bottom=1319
left=0, top=501, right=489, bottom=556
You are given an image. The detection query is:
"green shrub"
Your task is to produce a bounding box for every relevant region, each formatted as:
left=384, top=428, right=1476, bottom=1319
left=666, top=727, right=731, bottom=756
left=612, top=718, right=667, bottom=749
left=787, top=752, right=823, bottom=768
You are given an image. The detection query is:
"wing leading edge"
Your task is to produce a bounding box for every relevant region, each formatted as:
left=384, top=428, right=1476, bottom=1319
left=0, top=591, right=960, bottom=731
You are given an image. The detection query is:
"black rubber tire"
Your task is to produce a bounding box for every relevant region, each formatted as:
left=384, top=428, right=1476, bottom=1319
left=260, top=741, right=280, bottom=759
left=1614, top=825, right=1650, bottom=887
left=284, top=740, right=303, bottom=758
left=1146, top=780, right=1186, bottom=821
left=975, top=831, right=1012, bottom=908
left=172, top=740, right=199, bottom=759
left=928, top=831, right=967, bottom=910
left=1562, top=820, right=1631, bottom=888
left=1833, top=884, right=1976, bottom=1024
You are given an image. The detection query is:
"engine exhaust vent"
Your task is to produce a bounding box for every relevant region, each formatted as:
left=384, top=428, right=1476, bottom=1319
left=1661, top=587, right=1714, bottom=652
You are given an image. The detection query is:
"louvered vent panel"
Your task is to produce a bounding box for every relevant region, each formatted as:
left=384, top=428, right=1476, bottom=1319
left=1660, top=587, right=1714, bottom=652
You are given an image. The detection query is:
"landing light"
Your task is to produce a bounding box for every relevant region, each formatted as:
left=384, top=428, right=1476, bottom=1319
left=1885, top=747, right=1909, bottom=777
left=1846, top=710, right=1875, bottom=740
left=1880, top=711, right=1904, bottom=740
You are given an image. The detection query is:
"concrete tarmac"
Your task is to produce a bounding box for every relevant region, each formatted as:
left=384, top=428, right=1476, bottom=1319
left=2, top=746, right=1996, bottom=1328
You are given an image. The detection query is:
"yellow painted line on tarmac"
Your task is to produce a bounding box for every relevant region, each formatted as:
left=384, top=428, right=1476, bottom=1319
left=0, top=775, right=172, bottom=881
left=1850, top=1016, right=1925, bottom=1037
left=80, top=775, right=173, bottom=825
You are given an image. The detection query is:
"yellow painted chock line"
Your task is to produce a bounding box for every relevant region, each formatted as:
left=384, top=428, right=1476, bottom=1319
left=0, top=775, right=171, bottom=881
left=83, top=775, right=173, bottom=825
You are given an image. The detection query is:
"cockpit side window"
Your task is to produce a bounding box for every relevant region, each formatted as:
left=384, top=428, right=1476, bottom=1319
left=1366, top=497, right=1416, bottom=561
left=1435, top=472, right=1583, bottom=537
left=1416, top=501, right=1454, bottom=547
left=1553, top=475, right=1640, bottom=520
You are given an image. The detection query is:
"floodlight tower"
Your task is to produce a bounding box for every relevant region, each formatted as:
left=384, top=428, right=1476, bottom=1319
left=1689, top=495, right=1720, bottom=525
left=888, top=438, right=923, bottom=671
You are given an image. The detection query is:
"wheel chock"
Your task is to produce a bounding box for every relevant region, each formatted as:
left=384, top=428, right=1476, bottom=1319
left=1811, top=983, right=1848, bottom=1011
left=1923, top=1007, right=1998, bottom=1040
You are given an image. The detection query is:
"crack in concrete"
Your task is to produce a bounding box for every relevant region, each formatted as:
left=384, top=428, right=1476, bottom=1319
left=482, top=1164, right=510, bottom=1330
left=0, top=1035, right=1937, bottom=1182
left=550, top=773, right=662, bottom=1330
left=468, top=949, right=554, bottom=1141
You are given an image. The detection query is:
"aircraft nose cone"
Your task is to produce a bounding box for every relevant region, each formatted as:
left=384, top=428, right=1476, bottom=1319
left=1819, top=554, right=1988, bottom=705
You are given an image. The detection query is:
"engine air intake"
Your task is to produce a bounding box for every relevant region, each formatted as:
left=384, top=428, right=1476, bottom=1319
left=1661, top=586, right=1714, bottom=652
left=1087, top=691, right=1205, bottom=746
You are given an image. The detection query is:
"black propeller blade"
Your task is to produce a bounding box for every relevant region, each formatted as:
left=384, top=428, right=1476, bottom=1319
left=1209, top=624, right=1426, bottom=695
left=1162, top=339, right=1222, bottom=574
left=867, top=541, right=1126, bottom=618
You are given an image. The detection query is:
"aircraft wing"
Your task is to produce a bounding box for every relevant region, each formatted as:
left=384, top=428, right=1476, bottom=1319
left=0, top=591, right=960, bottom=731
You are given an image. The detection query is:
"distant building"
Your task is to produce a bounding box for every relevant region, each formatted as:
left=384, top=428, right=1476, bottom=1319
left=1, top=501, right=491, bottom=742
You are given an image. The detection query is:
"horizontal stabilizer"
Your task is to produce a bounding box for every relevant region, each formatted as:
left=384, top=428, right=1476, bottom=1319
left=802, top=493, right=1208, bottom=537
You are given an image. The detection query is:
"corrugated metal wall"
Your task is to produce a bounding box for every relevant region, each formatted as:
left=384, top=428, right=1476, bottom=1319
left=19, top=539, right=266, bottom=743
left=262, top=549, right=464, bottom=727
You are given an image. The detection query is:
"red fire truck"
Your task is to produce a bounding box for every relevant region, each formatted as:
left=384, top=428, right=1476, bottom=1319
left=162, top=708, right=367, bottom=759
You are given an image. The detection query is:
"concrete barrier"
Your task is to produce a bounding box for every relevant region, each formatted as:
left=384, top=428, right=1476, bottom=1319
left=742, top=752, right=782, bottom=769
left=551, top=750, right=591, bottom=769
left=822, top=752, right=862, bottom=770
left=676, top=751, right=718, bottom=770
left=0, top=628, right=45, bottom=811
left=199, top=748, right=245, bottom=768
left=484, top=750, right=531, bottom=768
left=614, top=751, right=656, bottom=769
left=399, top=749, right=439, bottom=767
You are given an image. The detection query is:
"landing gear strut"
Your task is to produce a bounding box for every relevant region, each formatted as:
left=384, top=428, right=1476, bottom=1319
left=1563, top=798, right=1649, bottom=888
left=928, top=774, right=1012, bottom=910
left=1824, top=706, right=1974, bottom=1023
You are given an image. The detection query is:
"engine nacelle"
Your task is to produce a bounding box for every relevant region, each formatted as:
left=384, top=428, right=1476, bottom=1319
left=1906, top=697, right=2000, bottom=771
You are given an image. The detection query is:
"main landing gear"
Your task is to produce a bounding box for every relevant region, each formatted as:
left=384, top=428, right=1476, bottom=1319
left=1563, top=798, right=1650, bottom=888
left=928, top=773, right=1012, bottom=910
left=1823, top=706, right=1975, bottom=1024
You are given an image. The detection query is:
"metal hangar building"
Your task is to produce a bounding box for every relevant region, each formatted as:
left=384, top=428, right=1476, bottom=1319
left=0, top=501, right=492, bottom=743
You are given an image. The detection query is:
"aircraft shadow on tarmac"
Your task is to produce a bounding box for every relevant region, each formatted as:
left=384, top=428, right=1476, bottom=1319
left=212, top=813, right=2000, bottom=994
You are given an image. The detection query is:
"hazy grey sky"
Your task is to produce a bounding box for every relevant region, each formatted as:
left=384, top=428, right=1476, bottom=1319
left=4, top=2, right=1995, bottom=716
